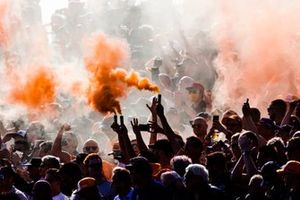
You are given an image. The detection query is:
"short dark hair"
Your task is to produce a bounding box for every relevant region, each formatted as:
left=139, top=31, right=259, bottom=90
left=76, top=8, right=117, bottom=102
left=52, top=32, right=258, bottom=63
left=112, top=167, right=131, bottom=185
left=45, top=168, right=61, bottom=183
left=250, top=108, right=261, bottom=123
left=59, top=162, right=82, bottom=179
left=170, top=155, right=192, bottom=177
left=206, top=152, right=226, bottom=170
left=74, top=153, right=88, bottom=165
left=41, top=155, right=60, bottom=169
left=127, top=156, right=152, bottom=179
left=150, top=139, right=174, bottom=157
left=83, top=153, right=102, bottom=166
left=0, top=166, right=16, bottom=180
left=185, top=136, right=203, bottom=152
left=271, top=99, right=287, bottom=113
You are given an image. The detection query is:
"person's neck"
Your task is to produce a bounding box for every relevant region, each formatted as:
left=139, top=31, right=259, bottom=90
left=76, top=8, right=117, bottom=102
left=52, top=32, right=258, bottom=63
left=53, top=190, right=61, bottom=197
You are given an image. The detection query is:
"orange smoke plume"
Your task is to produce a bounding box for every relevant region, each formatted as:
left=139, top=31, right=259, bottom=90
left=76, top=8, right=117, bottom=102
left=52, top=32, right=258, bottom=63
left=0, top=0, right=9, bottom=47
left=8, top=67, right=57, bottom=110
left=213, top=0, right=300, bottom=112
left=85, top=33, right=159, bottom=114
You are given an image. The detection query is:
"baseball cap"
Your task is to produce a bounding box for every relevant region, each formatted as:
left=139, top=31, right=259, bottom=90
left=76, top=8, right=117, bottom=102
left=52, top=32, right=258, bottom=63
left=22, top=157, right=42, bottom=167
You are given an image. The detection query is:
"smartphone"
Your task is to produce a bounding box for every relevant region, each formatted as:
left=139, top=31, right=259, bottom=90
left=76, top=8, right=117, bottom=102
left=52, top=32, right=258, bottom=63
left=120, top=115, right=124, bottom=125
left=158, top=94, right=162, bottom=104
left=213, top=115, right=219, bottom=121
left=138, top=124, right=150, bottom=132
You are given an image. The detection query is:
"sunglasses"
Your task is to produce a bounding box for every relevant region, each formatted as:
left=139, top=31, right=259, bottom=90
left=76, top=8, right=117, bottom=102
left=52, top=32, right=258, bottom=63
left=85, top=146, right=98, bottom=151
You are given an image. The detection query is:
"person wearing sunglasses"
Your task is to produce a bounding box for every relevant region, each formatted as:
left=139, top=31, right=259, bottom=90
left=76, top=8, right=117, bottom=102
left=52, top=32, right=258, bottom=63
left=182, top=82, right=207, bottom=119
left=189, top=117, right=208, bottom=143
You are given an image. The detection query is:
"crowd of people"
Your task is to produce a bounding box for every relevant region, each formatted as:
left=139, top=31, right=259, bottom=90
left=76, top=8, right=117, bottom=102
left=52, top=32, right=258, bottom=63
left=1, top=0, right=300, bottom=200
left=1, top=91, right=300, bottom=200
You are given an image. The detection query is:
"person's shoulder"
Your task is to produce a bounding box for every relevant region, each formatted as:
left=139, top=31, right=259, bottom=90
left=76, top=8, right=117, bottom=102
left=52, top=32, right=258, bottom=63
left=70, top=190, right=79, bottom=200
left=63, top=193, right=69, bottom=200
left=151, top=180, right=164, bottom=187
left=150, top=180, right=169, bottom=194
left=209, top=184, right=225, bottom=195
left=12, top=187, right=28, bottom=200
left=53, top=192, right=69, bottom=200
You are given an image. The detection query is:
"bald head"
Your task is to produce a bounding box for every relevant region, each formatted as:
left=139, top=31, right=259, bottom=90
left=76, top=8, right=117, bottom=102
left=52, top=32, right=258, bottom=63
left=83, top=139, right=99, bottom=154
left=190, top=117, right=208, bottom=139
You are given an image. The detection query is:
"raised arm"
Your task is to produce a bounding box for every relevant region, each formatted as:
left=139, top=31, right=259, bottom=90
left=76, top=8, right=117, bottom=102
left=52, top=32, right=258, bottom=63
left=147, top=97, right=158, bottom=145
left=111, top=116, right=136, bottom=163
left=51, top=124, right=71, bottom=163
left=131, top=118, right=148, bottom=153
left=156, top=99, right=182, bottom=153
left=242, top=99, right=258, bottom=133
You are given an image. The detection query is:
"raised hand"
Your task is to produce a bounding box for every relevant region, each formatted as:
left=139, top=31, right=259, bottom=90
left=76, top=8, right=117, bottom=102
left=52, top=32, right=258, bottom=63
left=111, top=115, right=120, bottom=133
left=119, top=122, right=128, bottom=135
left=146, top=97, right=158, bottom=115
left=62, top=123, right=71, bottom=131
left=212, top=120, right=226, bottom=132
left=130, top=118, right=141, bottom=134
left=111, top=116, right=128, bottom=135
left=242, top=98, right=251, bottom=117
left=149, top=121, right=164, bottom=134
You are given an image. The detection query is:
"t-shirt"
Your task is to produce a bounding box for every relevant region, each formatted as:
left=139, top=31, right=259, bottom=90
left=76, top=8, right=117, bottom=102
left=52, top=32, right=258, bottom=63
left=53, top=192, right=69, bottom=200
left=132, top=180, right=171, bottom=200
left=103, top=160, right=116, bottom=181
left=97, top=180, right=113, bottom=200
left=113, top=189, right=133, bottom=200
